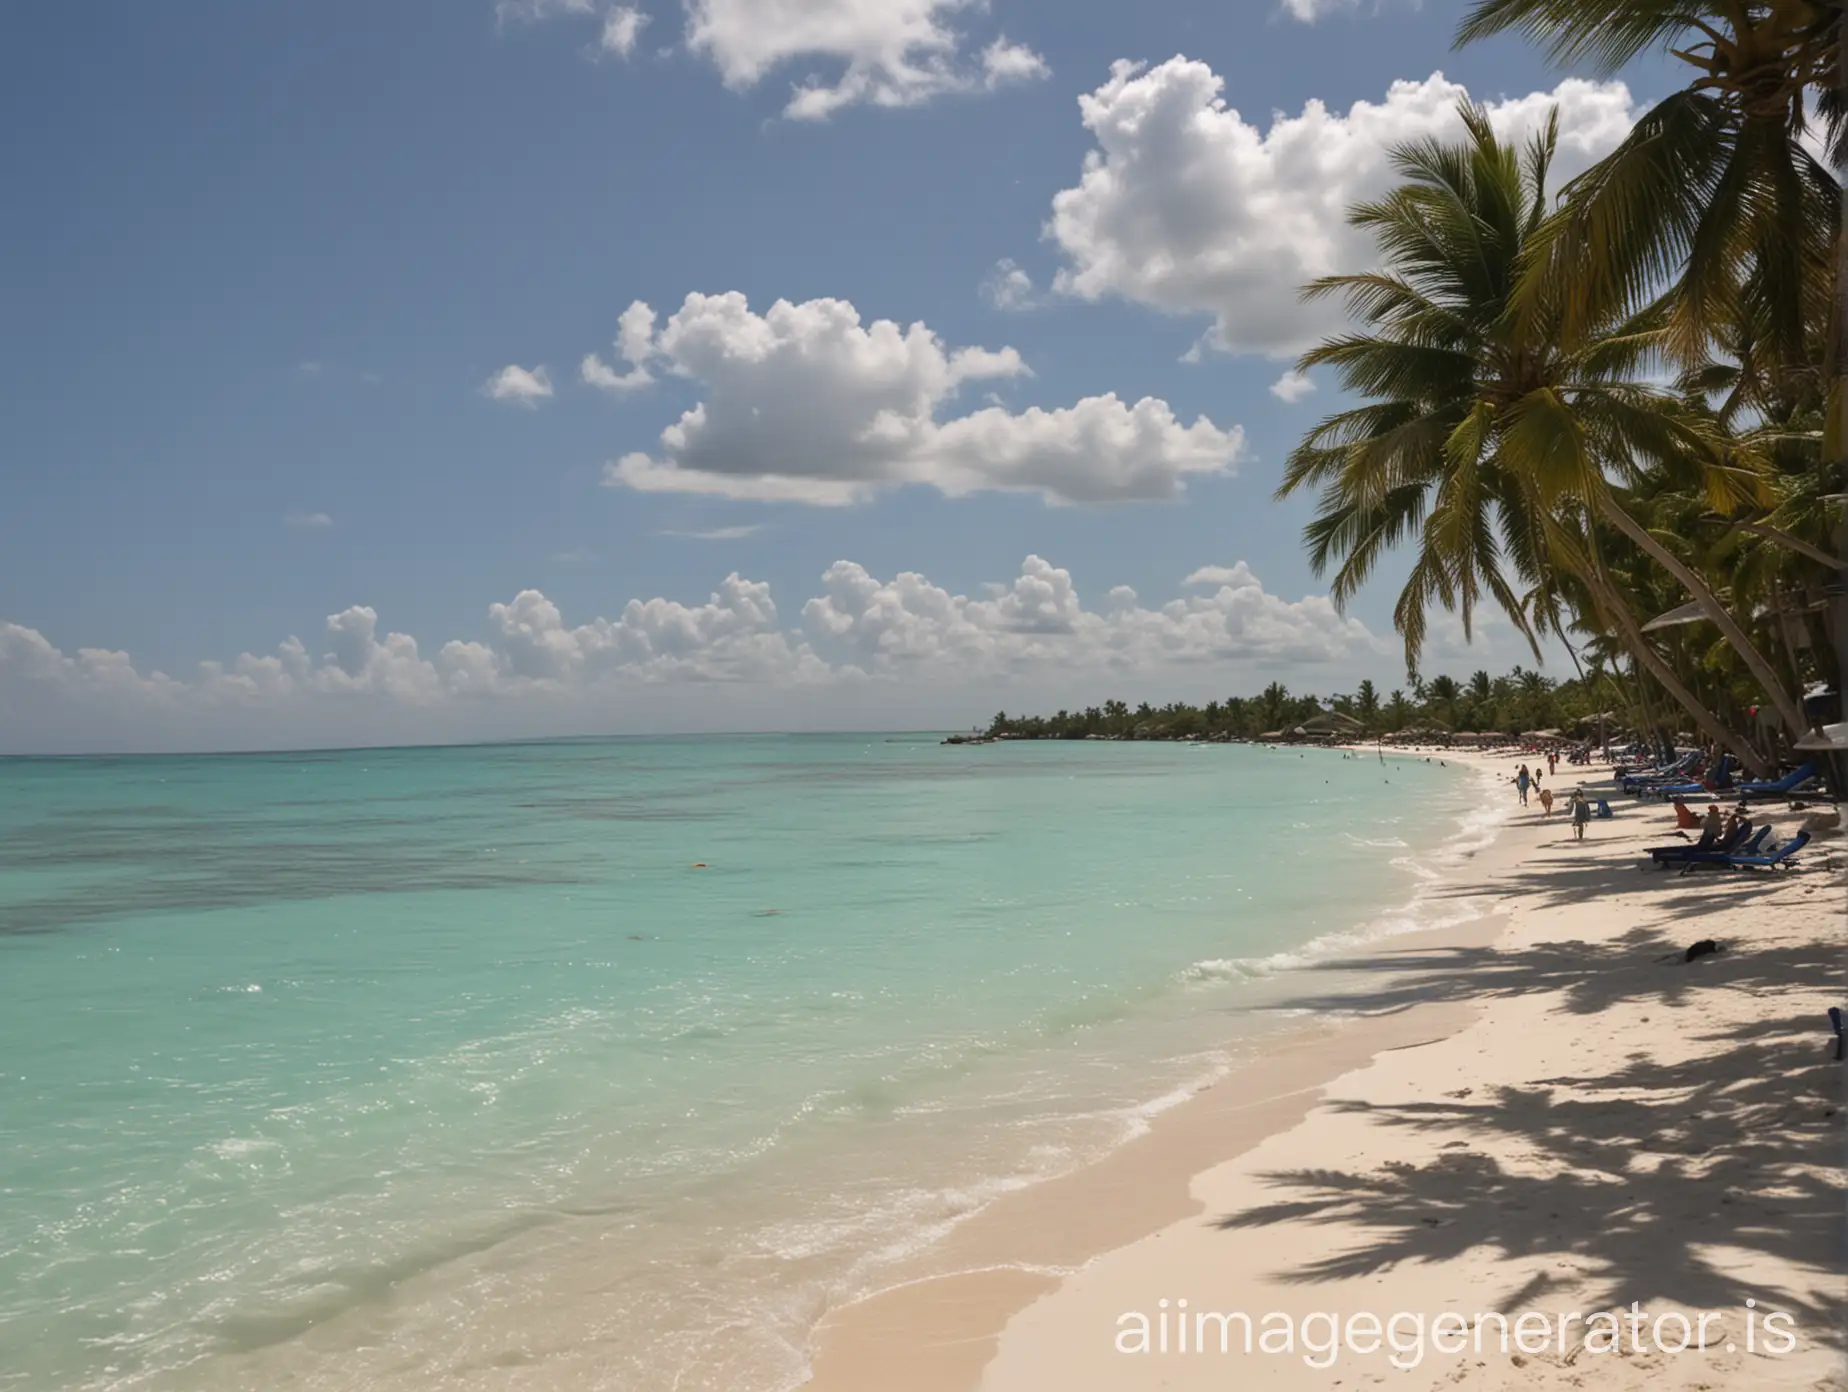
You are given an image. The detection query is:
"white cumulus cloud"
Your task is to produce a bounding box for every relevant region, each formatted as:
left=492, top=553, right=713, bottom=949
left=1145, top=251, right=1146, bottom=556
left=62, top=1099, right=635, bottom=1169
left=437, top=576, right=813, bottom=686
left=0, top=623, right=185, bottom=704
left=981, top=36, right=1048, bottom=88
left=599, top=5, right=649, bottom=56
left=803, top=555, right=1383, bottom=675
left=1183, top=565, right=1244, bottom=586
left=1047, top=59, right=1640, bottom=357
left=1, top=560, right=1384, bottom=750
left=500, top=0, right=1046, bottom=118
left=981, top=258, right=1037, bottom=311
left=599, top=292, right=1243, bottom=506
left=1269, top=369, right=1316, bottom=403
left=582, top=301, right=659, bottom=393
left=482, top=363, right=555, bottom=406
left=690, top=0, right=1049, bottom=119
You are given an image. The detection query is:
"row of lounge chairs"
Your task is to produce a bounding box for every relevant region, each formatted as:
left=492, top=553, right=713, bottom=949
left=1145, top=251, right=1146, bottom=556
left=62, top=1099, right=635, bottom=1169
left=1619, top=751, right=1700, bottom=795
left=1647, top=754, right=1736, bottom=800
left=1647, top=828, right=1811, bottom=875
left=1623, top=755, right=1821, bottom=804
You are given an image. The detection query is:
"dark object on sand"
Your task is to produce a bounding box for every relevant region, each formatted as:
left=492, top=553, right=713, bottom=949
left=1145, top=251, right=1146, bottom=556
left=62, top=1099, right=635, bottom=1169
left=1831, top=1007, right=1844, bottom=1061
left=1653, top=939, right=1728, bottom=965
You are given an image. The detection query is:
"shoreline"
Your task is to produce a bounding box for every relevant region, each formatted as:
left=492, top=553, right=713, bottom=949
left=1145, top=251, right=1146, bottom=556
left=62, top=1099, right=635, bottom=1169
left=803, top=956, right=1498, bottom=1392
left=95, top=740, right=1489, bottom=1392
left=801, top=748, right=1517, bottom=1389
left=804, top=750, right=1846, bottom=1391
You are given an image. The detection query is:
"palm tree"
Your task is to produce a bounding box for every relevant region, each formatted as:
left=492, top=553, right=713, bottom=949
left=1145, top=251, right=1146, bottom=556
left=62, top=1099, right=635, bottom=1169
left=1275, top=105, right=1801, bottom=764
left=1457, top=0, right=1840, bottom=408
left=1355, top=678, right=1382, bottom=726
left=1257, top=681, right=1291, bottom=731
left=1426, top=674, right=1464, bottom=728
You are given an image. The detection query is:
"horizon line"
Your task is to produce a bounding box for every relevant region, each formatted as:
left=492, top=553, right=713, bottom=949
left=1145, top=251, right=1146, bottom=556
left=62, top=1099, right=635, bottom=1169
left=0, top=729, right=977, bottom=762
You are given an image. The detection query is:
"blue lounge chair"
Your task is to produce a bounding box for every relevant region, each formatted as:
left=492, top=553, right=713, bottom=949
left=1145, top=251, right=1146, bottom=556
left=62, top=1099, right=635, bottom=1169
left=1634, top=771, right=1713, bottom=800
left=1647, top=824, right=1759, bottom=862
left=1832, top=1007, right=1845, bottom=1062
left=1678, top=829, right=1810, bottom=874
left=1733, top=762, right=1820, bottom=803
left=1622, top=753, right=1698, bottom=795
left=1620, top=751, right=1697, bottom=794
left=1650, top=825, right=1765, bottom=865
left=1649, top=755, right=1737, bottom=801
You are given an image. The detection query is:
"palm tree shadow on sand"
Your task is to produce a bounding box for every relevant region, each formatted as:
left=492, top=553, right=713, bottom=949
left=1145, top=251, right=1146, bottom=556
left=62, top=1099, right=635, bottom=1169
left=1210, top=924, right=1846, bottom=1334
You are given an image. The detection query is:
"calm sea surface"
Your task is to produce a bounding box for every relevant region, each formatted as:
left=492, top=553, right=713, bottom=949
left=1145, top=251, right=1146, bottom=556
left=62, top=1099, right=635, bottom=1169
left=0, top=735, right=1495, bottom=1390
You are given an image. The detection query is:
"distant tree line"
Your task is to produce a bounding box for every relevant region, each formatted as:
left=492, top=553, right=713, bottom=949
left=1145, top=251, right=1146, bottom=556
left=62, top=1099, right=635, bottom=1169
left=983, top=667, right=1612, bottom=742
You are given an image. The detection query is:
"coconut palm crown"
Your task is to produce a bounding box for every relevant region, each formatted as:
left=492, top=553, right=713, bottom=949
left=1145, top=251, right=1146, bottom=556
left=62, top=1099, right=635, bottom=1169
left=1276, top=104, right=1808, bottom=748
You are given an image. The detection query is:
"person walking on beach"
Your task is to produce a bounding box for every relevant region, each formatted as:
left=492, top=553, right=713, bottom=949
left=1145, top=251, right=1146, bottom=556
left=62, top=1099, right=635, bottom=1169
left=1514, top=765, right=1531, bottom=806
left=1571, top=790, right=1591, bottom=840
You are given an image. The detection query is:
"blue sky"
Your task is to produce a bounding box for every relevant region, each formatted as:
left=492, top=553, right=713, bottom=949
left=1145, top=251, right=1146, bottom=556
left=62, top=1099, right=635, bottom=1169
left=0, top=1, right=1670, bottom=751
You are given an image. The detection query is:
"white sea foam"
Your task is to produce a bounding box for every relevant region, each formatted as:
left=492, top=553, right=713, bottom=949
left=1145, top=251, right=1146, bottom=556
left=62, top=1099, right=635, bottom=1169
left=1179, top=768, right=1511, bottom=988
left=752, top=1170, right=1043, bottom=1267
left=207, top=1137, right=280, bottom=1160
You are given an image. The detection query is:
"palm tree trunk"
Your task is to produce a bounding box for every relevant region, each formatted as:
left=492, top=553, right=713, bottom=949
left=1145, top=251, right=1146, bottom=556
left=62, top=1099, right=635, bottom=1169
left=1595, top=497, right=1812, bottom=740
left=1629, top=658, right=1664, bottom=753
left=1560, top=635, right=1587, bottom=683
left=1578, top=563, right=1775, bottom=777
left=1771, top=579, right=1812, bottom=700
left=1803, top=578, right=1840, bottom=689
left=1611, top=661, right=1649, bottom=745
left=1732, top=522, right=1840, bottom=569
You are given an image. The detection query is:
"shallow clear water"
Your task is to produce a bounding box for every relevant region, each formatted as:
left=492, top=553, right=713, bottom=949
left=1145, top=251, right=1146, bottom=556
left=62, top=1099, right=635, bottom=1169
left=0, top=736, right=1490, bottom=1390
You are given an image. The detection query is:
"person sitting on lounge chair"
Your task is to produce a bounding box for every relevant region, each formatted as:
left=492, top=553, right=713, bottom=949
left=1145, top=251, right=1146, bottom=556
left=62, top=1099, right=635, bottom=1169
left=1673, top=799, right=1701, bottom=830
left=1694, top=804, right=1723, bottom=850
left=1721, top=804, right=1752, bottom=846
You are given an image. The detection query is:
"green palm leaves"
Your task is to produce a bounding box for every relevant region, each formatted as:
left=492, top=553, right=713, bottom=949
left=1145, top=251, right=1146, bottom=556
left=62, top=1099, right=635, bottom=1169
left=1281, top=107, right=1676, bottom=660
left=1277, top=93, right=1825, bottom=764
left=1278, top=0, right=1841, bottom=761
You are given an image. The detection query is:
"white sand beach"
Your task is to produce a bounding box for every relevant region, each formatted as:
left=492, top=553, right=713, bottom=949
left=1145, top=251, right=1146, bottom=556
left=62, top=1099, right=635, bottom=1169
left=808, top=753, right=1846, bottom=1391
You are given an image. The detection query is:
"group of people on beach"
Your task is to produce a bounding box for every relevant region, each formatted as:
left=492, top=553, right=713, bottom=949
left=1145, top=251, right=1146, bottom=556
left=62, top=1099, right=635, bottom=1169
left=1513, top=761, right=1595, bottom=840
left=1671, top=798, right=1771, bottom=854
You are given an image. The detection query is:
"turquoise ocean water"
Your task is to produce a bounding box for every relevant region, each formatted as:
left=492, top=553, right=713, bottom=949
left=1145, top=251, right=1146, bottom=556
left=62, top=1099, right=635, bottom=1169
left=0, top=736, right=1497, bottom=1391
